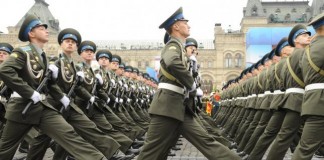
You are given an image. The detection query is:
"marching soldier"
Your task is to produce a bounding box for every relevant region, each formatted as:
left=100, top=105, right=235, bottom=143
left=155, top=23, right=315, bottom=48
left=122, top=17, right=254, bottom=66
left=0, top=43, right=13, bottom=134
left=137, top=7, right=240, bottom=160
left=0, top=14, right=106, bottom=160
left=292, top=12, right=324, bottom=160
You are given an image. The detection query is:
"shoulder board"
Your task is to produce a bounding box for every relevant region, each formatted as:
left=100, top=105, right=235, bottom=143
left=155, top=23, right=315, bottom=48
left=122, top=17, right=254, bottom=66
left=19, top=46, right=32, bottom=52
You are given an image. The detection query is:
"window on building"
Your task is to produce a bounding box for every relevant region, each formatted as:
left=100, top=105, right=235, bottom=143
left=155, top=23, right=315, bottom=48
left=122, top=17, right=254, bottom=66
left=276, top=8, right=281, bottom=13
left=263, top=9, right=267, bottom=13
left=291, top=8, right=296, bottom=13
left=269, top=14, right=275, bottom=22
left=200, top=61, right=204, bottom=68
left=285, top=13, right=291, bottom=21
left=208, top=60, right=213, bottom=68
left=225, top=53, right=232, bottom=68
left=234, top=53, right=242, bottom=68
left=306, top=8, right=311, bottom=12
left=251, top=5, right=258, bottom=16
left=145, top=61, right=150, bottom=68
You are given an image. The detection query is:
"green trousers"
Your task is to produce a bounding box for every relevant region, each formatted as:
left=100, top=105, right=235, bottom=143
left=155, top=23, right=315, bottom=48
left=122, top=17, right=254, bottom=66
left=26, top=109, right=120, bottom=160
left=0, top=108, right=104, bottom=160
left=137, top=114, right=241, bottom=160
left=292, top=115, right=324, bottom=160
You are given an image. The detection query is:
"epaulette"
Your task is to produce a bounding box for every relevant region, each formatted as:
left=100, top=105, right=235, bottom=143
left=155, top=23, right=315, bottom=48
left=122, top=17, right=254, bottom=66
left=19, top=46, right=32, bottom=52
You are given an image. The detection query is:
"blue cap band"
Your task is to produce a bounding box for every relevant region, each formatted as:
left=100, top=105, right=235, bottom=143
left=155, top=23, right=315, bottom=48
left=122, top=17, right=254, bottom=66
left=98, top=53, right=110, bottom=59
left=278, top=41, right=289, bottom=54
left=111, top=57, right=119, bottom=62
left=0, top=46, right=11, bottom=53
left=62, top=34, right=78, bottom=42
left=23, top=19, right=43, bottom=41
left=119, top=64, right=125, bottom=68
left=185, top=41, right=196, bottom=47
left=293, top=29, right=309, bottom=40
left=125, top=68, right=132, bottom=72
left=81, top=45, right=94, bottom=52
left=164, top=13, right=185, bottom=30
left=312, top=20, right=324, bottom=30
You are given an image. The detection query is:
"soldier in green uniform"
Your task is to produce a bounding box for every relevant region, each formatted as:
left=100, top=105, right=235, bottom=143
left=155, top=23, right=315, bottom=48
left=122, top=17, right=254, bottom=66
left=0, top=14, right=107, bottom=160
left=266, top=24, right=311, bottom=160
left=292, top=12, right=324, bottom=160
left=0, top=43, right=13, bottom=134
left=137, top=7, right=240, bottom=160
left=247, top=37, right=294, bottom=160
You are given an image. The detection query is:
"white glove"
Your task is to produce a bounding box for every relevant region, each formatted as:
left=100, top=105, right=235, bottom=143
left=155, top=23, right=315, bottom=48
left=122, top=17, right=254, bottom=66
left=189, top=82, right=197, bottom=92
left=196, top=88, right=203, bottom=97
left=76, top=71, right=85, bottom=79
left=31, top=91, right=42, bottom=104
left=127, top=98, right=131, bottom=103
left=60, top=95, right=70, bottom=108
left=48, top=64, right=58, bottom=79
left=106, top=97, right=110, bottom=104
left=119, top=98, right=124, bottom=103
left=123, top=84, right=128, bottom=90
left=89, top=96, right=95, bottom=104
left=110, top=79, right=116, bottom=87
left=95, top=74, right=103, bottom=85
left=190, top=55, right=197, bottom=62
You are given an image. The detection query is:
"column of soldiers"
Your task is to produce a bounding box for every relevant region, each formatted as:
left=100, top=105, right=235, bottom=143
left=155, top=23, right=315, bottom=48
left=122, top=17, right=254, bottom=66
left=214, top=12, right=324, bottom=160
left=0, top=14, right=160, bottom=160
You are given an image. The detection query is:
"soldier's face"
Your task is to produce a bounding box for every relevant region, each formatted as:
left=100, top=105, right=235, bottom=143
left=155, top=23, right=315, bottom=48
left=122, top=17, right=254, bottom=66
left=265, top=60, right=272, bottom=67
left=81, top=49, right=94, bottom=61
left=186, top=46, right=197, bottom=57
left=174, top=21, right=190, bottom=38
left=29, top=25, right=49, bottom=43
left=0, top=51, right=9, bottom=63
left=116, top=68, right=124, bottom=75
left=123, top=71, right=130, bottom=77
left=98, top=57, right=110, bottom=68
left=110, top=62, right=119, bottom=70
left=61, top=39, right=77, bottom=54
left=295, top=33, right=311, bottom=46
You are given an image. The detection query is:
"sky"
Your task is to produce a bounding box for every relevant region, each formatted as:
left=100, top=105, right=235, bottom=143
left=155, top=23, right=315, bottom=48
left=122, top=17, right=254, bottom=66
left=0, top=0, right=313, bottom=41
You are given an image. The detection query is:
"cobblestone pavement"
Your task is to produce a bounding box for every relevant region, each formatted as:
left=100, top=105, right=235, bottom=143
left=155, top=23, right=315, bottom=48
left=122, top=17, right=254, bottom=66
left=13, top=137, right=324, bottom=160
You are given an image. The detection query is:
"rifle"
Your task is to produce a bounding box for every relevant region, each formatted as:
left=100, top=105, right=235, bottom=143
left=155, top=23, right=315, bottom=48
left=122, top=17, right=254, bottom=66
left=86, top=79, right=98, bottom=115
left=22, top=70, right=52, bottom=119
left=0, top=86, right=8, bottom=96
left=60, top=75, right=82, bottom=118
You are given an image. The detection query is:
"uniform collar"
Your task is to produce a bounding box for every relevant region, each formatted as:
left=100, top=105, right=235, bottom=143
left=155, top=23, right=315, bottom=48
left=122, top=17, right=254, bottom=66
left=30, top=43, right=43, bottom=55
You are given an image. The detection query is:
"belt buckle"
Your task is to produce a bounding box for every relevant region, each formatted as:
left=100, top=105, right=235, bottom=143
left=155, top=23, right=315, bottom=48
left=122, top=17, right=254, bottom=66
left=41, top=94, right=46, bottom=101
